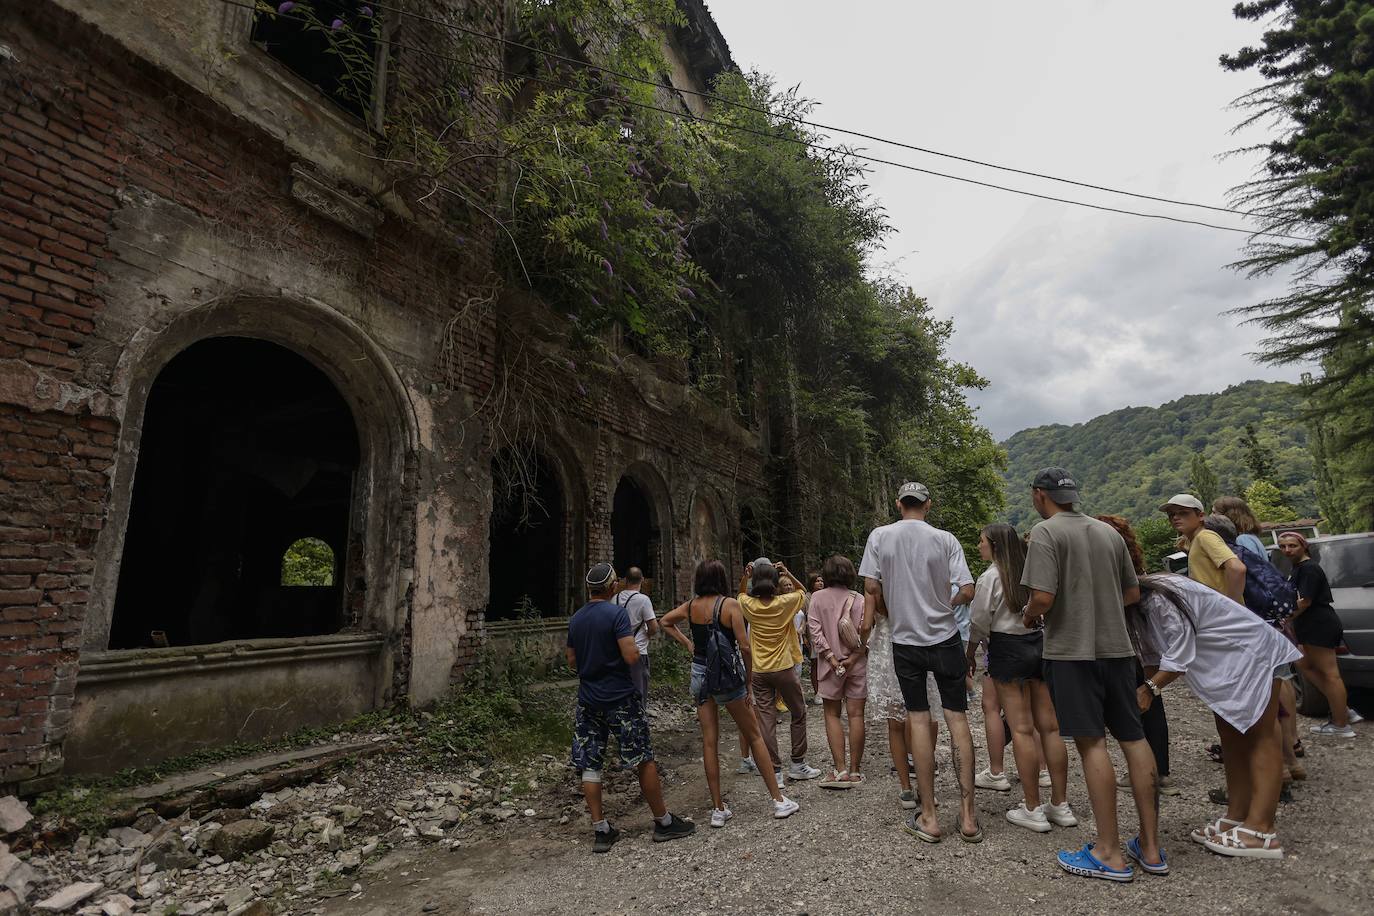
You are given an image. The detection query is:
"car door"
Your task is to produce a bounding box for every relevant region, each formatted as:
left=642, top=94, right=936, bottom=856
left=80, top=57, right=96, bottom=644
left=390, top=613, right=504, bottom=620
left=1313, top=535, right=1374, bottom=687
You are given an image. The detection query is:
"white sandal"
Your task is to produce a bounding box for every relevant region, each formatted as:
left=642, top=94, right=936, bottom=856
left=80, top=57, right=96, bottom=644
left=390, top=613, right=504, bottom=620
left=1190, top=816, right=1241, bottom=846
left=1203, top=825, right=1284, bottom=859
left=819, top=768, right=853, bottom=789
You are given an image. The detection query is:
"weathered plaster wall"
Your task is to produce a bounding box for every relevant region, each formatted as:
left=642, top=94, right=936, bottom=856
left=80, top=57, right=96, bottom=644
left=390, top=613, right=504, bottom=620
left=0, top=0, right=785, bottom=788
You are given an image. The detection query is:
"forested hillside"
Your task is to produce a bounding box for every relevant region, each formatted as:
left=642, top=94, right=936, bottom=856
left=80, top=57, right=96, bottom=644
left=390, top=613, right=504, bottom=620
left=999, top=381, right=1317, bottom=530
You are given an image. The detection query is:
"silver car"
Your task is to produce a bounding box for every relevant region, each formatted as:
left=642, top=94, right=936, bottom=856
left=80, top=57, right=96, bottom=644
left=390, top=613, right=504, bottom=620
left=1271, top=532, right=1374, bottom=715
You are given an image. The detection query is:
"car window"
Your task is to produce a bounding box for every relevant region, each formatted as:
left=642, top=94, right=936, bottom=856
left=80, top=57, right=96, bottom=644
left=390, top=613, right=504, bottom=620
left=1310, top=537, right=1374, bottom=588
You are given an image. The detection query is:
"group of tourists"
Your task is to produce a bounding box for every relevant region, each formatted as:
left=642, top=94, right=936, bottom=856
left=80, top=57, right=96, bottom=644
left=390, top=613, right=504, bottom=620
left=561, top=467, right=1360, bottom=879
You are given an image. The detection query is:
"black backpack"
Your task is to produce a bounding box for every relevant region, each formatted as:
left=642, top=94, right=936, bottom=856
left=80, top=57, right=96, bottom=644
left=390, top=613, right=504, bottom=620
left=702, top=596, right=746, bottom=698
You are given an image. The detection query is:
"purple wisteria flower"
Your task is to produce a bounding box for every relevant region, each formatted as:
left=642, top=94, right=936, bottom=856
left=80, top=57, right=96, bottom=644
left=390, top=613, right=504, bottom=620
left=576, top=383, right=588, bottom=396
left=277, top=1, right=295, bottom=12
left=566, top=359, right=576, bottom=371
left=601, top=259, right=613, bottom=277
left=359, top=5, right=373, bottom=16
left=599, top=220, right=608, bottom=241
left=331, top=18, right=344, bottom=29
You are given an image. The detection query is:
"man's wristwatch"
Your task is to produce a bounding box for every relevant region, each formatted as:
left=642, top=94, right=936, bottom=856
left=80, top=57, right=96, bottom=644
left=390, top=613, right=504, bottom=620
left=1146, top=679, right=1163, bottom=697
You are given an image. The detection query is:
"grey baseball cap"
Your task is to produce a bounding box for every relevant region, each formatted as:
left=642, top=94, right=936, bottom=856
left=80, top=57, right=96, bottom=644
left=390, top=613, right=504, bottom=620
left=1159, top=493, right=1205, bottom=513
left=1031, top=467, right=1080, bottom=503
left=896, top=482, right=930, bottom=503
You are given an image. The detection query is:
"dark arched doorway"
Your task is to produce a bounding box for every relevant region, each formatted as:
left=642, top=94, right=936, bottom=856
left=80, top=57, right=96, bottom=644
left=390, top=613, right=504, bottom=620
left=109, top=337, right=359, bottom=649
left=740, top=504, right=765, bottom=571
left=612, top=475, right=658, bottom=582
left=488, top=449, right=567, bottom=619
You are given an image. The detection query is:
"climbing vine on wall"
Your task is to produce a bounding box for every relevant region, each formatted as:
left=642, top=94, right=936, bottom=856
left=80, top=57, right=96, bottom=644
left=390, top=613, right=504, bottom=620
left=248, top=0, right=1005, bottom=546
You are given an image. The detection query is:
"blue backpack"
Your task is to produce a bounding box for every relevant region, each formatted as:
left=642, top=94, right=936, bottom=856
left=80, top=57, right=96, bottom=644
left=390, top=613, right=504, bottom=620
left=1234, top=544, right=1298, bottom=625
left=702, top=596, right=746, bottom=698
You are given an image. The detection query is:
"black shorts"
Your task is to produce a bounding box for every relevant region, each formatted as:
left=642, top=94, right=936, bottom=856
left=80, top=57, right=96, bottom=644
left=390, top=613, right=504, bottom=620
left=1293, top=605, right=1344, bottom=650
left=1043, top=657, right=1144, bottom=741
left=893, top=633, right=968, bottom=713
left=988, top=632, right=1044, bottom=684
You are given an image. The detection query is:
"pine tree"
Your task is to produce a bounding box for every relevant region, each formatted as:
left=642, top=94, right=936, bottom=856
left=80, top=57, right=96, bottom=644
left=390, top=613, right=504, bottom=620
left=1222, top=2, right=1374, bottom=528
left=1188, top=453, right=1220, bottom=508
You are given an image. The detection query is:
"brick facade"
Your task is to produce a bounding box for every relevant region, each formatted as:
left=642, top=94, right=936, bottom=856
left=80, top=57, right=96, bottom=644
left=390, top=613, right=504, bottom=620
left=0, top=0, right=797, bottom=792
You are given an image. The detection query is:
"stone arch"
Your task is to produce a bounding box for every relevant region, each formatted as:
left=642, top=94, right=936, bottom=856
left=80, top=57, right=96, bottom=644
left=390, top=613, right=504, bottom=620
left=86, top=294, right=417, bottom=662
left=610, top=461, right=675, bottom=607
left=686, top=484, right=731, bottom=568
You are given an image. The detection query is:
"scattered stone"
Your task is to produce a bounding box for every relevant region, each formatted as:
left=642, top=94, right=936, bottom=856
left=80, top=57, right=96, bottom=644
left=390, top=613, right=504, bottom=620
left=231, top=902, right=271, bottom=916
left=0, top=890, right=18, bottom=912
left=523, top=809, right=536, bottom=817
left=106, top=827, right=149, bottom=850
left=422, top=903, right=439, bottom=913
left=0, top=846, right=40, bottom=901
left=131, top=811, right=163, bottom=834
left=179, top=900, right=212, bottom=915
left=144, top=832, right=199, bottom=872
left=0, top=798, right=32, bottom=836
left=335, top=805, right=364, bottom=827
left=436, top=807, right=462, bottom=829
left=34, top=882, right=101, bottom=912
left=222, top=885, right=254, bottom=910
left=101, top=893, right=136, bottom=916
left=207, top=821, right=274, bottom=862
left=338, top=849, right=362, bottom=871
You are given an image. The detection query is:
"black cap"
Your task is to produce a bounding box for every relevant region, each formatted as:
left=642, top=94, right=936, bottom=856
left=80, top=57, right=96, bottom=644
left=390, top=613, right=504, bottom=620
left=584, top=563, right=616, bottom=587
left=1031, top=467, right=1080, bottom=503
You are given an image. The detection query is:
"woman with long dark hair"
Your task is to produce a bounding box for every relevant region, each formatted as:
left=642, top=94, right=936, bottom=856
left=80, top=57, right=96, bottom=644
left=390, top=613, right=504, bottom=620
left=660, top=560, right=800, bottom=826
left=1278, top=532, right=1356, bottom=738
left=1129, top=574, right=1301, bottom=859
left=967, top=523, right=1076, bottom=832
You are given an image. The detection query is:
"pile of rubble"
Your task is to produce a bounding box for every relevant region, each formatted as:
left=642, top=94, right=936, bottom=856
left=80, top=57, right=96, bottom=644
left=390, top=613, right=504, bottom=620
left=0, top=753, right=572, bottom=916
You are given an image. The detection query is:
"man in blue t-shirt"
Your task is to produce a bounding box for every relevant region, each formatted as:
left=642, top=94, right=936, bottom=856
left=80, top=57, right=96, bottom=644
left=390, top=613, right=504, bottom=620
left=566, top=562, right=694, bottom=852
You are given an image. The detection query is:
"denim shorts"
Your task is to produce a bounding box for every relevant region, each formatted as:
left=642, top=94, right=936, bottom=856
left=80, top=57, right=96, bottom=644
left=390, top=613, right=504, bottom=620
left=690, top=661, right=748, bottom=707
left=988, top=631, right=1044, bottom=684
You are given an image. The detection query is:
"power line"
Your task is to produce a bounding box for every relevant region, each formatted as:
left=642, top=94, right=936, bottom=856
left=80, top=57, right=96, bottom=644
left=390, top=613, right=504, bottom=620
left=278, top=0, right=1266, bottom=221
left=222, top=0, right=1313, bottom=243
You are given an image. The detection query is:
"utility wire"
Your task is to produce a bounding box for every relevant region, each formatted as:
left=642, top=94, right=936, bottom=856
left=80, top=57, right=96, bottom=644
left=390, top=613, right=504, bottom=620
left=272, top=0, right=1266, bottom=221
left=222, top=0, right=1313, bottom=243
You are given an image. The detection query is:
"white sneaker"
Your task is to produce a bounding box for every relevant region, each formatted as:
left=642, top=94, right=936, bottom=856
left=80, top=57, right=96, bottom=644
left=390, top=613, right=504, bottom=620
left=773, top=796, right=799, bottom=819
left=1311, top=721, right=1356, bottom=738
left=975, top=768, right=1011, bottom=791
left=1038, top=770, right=1052, bottom=788
left=709, top=807, right=733, bottom=828
left=1005, top=802, right=1051, bottom=833
left=1043, top=801, right=1078, bottom=827
left=736, top=757, right=759, bottom=774
left=787, top=762, right=822, bottom=780
left=1348, top=707, right=1365, bottom=725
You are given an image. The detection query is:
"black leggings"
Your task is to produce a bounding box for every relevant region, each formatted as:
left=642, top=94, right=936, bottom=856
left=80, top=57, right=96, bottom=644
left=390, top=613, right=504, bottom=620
left=1135, top=661, right=1170, bottom=777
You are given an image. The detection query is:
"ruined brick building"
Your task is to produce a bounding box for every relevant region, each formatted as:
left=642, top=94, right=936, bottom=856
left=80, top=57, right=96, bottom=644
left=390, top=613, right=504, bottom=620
left=0, top=0, right=820, bottom=791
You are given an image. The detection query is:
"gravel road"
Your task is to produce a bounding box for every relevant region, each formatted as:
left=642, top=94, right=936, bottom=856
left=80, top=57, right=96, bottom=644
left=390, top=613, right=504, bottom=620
left=326, top=684, right=1374, bottom=916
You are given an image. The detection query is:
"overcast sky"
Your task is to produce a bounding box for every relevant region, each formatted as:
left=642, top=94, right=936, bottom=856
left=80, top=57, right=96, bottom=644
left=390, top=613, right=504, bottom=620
left=706, top=0, right=1306, bottom=440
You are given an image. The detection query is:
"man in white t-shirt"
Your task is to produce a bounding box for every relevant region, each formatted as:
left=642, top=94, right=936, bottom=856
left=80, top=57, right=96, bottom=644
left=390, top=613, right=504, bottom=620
left=859, top=482, right=978, bottom=843
left=614, top=567, right=658, bottom=700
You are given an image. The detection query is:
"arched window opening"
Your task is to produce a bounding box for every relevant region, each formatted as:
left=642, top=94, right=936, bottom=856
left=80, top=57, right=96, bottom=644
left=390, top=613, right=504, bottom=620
left=612, top=475, right=659, bottom=595
left=740, top=505, right=764, bottom=571
left=488, top=449, right=567, bottom=620
left=110, top=337, right=359, bottom=649
left=282, top=537, right=336, bottom=586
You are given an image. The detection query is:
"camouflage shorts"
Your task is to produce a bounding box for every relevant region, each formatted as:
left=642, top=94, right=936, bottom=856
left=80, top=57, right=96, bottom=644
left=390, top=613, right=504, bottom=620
left=571, top=694, right=654, bottom=773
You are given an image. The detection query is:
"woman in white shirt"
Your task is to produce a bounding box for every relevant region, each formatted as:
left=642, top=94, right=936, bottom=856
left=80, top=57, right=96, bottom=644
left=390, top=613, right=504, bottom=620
left=967, top=524, right=1075, bottom=833
left=1131, top=574, right=1302, bottom=860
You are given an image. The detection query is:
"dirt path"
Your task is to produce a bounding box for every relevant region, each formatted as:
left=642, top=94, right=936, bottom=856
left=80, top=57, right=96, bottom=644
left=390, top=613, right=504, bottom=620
left=324, top=686, right=1374, bottom=916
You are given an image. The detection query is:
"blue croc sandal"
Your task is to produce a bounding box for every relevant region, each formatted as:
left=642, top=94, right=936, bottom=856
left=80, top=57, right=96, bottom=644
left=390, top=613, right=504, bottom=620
left=1126, top=836, right=1169, bottom=875
left=1056, top=844, right=1135, bottom=882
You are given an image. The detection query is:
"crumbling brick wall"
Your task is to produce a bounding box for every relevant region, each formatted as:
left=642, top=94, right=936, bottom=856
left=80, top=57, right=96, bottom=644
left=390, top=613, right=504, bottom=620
left=0, top=0, right=795, bottom=789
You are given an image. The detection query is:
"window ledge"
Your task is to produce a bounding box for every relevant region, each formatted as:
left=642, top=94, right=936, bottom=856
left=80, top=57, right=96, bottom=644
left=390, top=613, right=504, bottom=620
left=80, top=633, right=385, bottom=685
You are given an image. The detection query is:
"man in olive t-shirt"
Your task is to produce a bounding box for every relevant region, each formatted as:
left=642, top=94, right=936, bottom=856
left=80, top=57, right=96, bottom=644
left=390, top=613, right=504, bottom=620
left=1020, top=467, right=1163, bottom=882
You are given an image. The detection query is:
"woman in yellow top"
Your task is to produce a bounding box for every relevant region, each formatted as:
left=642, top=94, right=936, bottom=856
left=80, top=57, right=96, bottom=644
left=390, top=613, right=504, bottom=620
left=738, top=558, right=822, bottom=784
